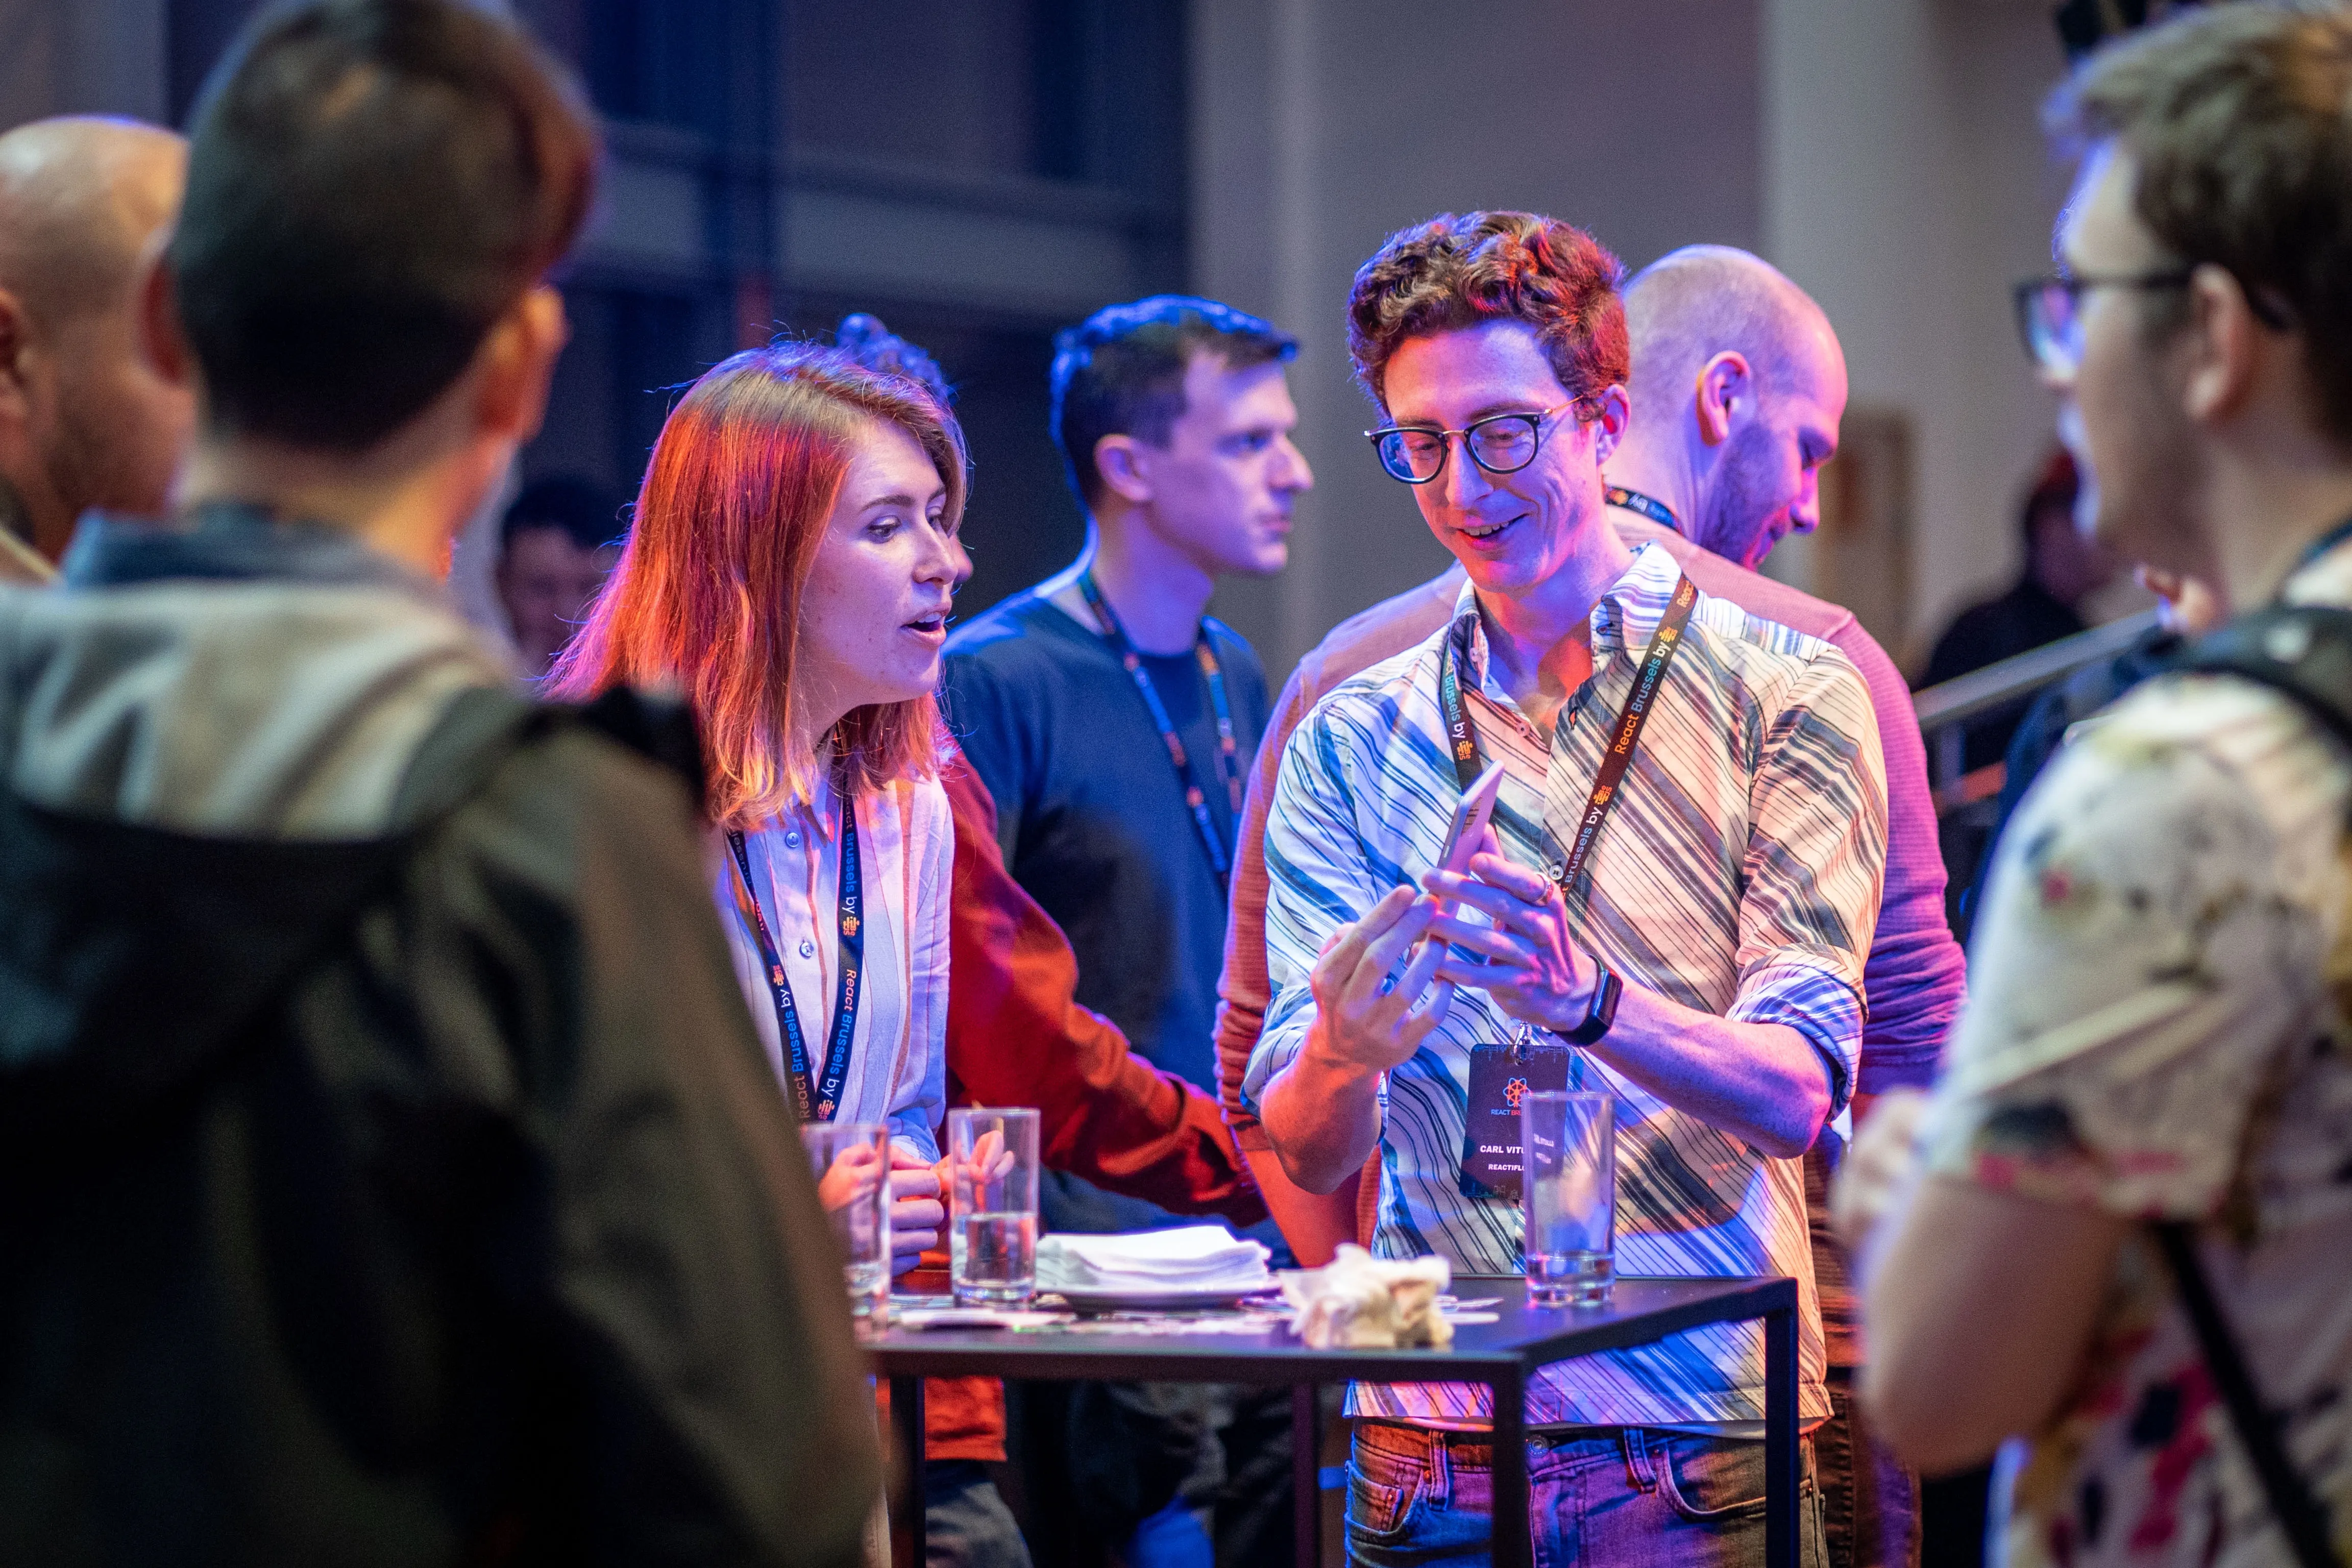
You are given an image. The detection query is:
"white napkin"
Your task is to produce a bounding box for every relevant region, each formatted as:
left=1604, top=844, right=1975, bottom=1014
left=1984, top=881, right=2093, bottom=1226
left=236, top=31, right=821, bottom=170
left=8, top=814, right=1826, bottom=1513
left=1277, top=1244, right=1453, bottom=1349
left=1036, top=1226, right=1274, bottom=1292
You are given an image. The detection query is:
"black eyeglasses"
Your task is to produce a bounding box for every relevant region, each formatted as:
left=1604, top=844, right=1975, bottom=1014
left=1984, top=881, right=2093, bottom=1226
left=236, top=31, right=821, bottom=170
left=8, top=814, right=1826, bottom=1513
left=2013, top=266, right=2293, bottom=377
left=1366, top=399, right=1598, bottom=485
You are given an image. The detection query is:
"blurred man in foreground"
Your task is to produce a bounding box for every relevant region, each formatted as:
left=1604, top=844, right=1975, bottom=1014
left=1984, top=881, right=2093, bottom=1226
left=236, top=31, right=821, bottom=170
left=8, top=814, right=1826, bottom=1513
left=0, top=115, right=190, bottom=582
left=0, top=3, right=874, bottom=1563
left=1839, top=9, right=2352, bottom=1568
left=1217, top=241, right=1958, bottom=1568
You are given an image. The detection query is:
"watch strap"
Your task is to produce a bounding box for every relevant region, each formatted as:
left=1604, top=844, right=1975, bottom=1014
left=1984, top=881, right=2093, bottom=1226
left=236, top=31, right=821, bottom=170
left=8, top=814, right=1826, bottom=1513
left=1563, top=964, right=1622, bottom=1046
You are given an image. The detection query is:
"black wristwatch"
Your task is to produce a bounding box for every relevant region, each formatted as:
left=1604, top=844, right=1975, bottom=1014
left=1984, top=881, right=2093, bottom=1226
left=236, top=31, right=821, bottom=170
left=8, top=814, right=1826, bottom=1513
left=1562, top=963, right=1623, bottom=1045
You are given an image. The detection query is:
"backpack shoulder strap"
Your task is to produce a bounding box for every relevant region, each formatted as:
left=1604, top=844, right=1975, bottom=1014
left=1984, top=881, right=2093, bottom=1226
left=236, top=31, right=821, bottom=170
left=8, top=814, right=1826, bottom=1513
left=564, top=685, right=706, bottom=811
left=2145, top=609, right=2352, bottom=1565
left=2173, top=605, right=2352, bottom=757
left=391, top=685, right=541, bottom=826
left=2151, top=1222, right=2343, bottom=1568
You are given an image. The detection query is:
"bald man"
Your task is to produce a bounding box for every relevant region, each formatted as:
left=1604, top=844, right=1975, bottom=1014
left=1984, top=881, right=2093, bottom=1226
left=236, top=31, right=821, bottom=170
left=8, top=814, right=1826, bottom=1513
left=0, top=116, right=191, bottom=582
left=1214, top=243, right=1959, bottom=1568
left=1610, top=243, right=1849, bottom=571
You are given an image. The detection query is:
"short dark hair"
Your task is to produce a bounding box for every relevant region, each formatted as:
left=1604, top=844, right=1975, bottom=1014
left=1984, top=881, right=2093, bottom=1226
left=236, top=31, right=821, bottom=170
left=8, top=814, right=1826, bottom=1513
left=2049, top=3, right=2352, bottom=448
left=169, top=0, right=599, bottom=453
left=835, top=312, right=954, bottom=407
left=1049, top=295, right=1297, bottom=506
left=1346, top=211, right=1627, bottom=413
left=502, top=473, right=620, bottom=554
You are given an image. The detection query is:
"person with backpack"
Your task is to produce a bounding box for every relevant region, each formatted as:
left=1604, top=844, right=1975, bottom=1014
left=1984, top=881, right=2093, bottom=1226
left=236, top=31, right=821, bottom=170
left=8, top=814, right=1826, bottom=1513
left=0, top=3, right=876, bottom=1564
left=1836, top=8, right=2352, bottom=1568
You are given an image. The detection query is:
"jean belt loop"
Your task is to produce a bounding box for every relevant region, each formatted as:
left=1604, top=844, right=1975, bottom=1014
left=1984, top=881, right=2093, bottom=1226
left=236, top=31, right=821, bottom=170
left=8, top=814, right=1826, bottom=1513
left=1429, top=1430, right=1453, bottom=1506
left=1620, top=1428, right=1658, bottom=1491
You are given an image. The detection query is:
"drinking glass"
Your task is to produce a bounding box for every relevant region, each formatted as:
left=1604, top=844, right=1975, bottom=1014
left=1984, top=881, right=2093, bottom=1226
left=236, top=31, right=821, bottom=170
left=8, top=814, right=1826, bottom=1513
left=1522, top=1090, right=1615, bottom=1307
left=801, top=1120, right=892, bottom=1326
left=947, top=1107, right=1039, bottom=1307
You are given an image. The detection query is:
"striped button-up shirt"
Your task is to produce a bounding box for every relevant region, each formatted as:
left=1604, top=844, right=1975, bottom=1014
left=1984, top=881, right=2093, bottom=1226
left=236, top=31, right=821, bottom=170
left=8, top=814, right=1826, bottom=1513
left=1243, top=543, right=1886, bottom=1429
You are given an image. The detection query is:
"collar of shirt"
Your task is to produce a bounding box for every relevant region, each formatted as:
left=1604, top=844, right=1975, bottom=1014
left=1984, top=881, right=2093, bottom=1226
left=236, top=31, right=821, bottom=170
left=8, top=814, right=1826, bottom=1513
left=1444, top=540, right=1683, bottom=739
left=791, top=767, right=844, bottom=845
left=58, top=501, right=453, bottom=610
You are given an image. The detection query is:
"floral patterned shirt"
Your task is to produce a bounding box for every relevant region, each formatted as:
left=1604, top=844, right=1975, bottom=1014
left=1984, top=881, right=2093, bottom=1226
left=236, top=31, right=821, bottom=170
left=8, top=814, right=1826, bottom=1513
left=1922, top=545, right=2352, bottom=1568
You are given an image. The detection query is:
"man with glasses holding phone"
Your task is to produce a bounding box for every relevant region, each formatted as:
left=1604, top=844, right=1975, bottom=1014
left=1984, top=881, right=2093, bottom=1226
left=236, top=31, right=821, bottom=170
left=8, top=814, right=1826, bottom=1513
left=1837, top=11, right=2352, bottom=1568
left=1241, top=210, right=1886, bottom=1568
left=1218, top=238, right=1950, bottom=1568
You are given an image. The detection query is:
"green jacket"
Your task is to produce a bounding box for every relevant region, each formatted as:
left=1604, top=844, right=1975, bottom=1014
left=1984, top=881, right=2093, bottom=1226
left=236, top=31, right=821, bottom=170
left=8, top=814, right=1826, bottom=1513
left=0, top=510, right=878, bottom=1567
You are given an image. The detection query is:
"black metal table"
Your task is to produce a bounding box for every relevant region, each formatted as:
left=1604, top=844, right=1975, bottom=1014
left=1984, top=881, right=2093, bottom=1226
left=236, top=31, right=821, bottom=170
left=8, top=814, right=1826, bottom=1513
left=868, top=1273, right=1798, bottom=1568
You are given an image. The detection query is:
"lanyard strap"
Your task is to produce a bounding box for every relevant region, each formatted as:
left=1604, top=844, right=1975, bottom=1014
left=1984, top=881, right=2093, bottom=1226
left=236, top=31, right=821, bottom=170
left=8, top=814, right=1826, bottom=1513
left=1076, top=570, right=1245, bottom=887
left=726, top=801, right=864, bottom=1122
left=1439, top=573, right=1700, bottom=892
left=1604, top=486, right=1681, bottom=533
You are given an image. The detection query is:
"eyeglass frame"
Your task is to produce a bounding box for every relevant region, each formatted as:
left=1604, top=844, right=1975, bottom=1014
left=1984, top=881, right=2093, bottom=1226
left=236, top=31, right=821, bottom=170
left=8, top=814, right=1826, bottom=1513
left=1364, top=397, right=1603, bottom=485
left=2013, top=265, right=2293, bottom=377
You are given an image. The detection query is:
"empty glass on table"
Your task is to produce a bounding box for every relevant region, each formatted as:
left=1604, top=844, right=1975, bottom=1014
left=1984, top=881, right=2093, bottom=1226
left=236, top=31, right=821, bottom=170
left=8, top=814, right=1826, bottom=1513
left=1522, top=1090, right=1615, bottom=1307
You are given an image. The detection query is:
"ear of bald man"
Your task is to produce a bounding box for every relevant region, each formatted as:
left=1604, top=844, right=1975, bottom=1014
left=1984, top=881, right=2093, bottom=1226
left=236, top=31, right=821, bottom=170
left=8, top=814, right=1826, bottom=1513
left=1693, top=350, right=1756, bottom=447
left=0, top=116, right=191, bottom=576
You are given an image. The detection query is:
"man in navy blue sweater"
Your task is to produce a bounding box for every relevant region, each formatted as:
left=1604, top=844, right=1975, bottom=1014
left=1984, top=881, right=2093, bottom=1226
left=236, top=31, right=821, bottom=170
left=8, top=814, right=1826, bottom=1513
left=943, top=295, right=1312, bottom=1568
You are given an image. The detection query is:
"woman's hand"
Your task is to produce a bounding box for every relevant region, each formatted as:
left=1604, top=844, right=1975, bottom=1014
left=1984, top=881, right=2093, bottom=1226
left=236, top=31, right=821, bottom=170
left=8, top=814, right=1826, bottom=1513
left=889, top=1145, right=944, bottom=1272
left=1422, top=834, right=1599, bottom=1033
left=814, top=1143, right=884, bottom=1214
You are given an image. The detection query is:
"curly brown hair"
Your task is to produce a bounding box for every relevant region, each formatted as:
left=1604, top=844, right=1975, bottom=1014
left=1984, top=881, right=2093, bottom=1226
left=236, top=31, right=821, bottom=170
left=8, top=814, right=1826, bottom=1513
left=2050, top=2, right=2352, bottom=448
left=1345, top=211, right=1628, bottom=412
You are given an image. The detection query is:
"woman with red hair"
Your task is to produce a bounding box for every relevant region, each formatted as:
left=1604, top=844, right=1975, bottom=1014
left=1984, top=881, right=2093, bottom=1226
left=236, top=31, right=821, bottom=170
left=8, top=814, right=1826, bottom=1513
left=553, top=342, right=969, bottom=1271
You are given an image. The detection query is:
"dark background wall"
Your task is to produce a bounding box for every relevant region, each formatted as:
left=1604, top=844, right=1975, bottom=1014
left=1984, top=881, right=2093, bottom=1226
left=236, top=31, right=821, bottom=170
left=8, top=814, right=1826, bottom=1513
left=3, top=0, right=2082, bottom=672
left=157, top=0, right=1188, bottom=622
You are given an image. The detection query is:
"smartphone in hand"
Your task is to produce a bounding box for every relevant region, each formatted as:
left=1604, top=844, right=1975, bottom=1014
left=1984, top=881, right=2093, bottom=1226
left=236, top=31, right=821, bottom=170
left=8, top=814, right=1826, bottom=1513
left=1436, top=761, right=1506, bottom=881
left=1418, top=761, right=1506, bottom=964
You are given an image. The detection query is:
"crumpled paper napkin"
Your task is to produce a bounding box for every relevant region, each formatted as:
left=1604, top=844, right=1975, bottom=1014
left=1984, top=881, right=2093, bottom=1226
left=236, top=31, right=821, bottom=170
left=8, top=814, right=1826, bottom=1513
left=1278, top=1244, right=1453, bottom=1349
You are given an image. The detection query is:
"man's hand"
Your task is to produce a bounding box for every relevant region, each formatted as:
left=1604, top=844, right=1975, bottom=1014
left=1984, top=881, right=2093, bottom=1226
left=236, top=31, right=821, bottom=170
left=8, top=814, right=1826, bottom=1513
left=1830, top=1087, right=1928, bottom=1254
left=888, top=1145, right=944, bottom=1272
left=1301, top=886, right=1455, bottom=1076
left=1422, top=834, right=1599, bottom=1032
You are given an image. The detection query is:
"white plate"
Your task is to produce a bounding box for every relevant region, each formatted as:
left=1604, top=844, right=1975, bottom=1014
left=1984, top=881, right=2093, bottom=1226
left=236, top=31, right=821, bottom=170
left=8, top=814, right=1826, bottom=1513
left=1044, top=1283, right=1272, bottom=1313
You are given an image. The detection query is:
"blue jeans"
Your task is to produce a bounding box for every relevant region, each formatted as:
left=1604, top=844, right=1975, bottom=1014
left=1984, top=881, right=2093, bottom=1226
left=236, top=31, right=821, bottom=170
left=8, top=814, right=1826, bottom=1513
left=1344, top=1423, right=1826, bottom=1568
left=1819, top=1369, right=1919, bottom=1568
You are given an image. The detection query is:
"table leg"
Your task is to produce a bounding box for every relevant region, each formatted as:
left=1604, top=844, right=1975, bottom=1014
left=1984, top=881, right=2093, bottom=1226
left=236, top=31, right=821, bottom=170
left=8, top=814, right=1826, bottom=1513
left=1490, top=1369, right=1530, bottom=1568
left=1765, top=1303, right=1797, bottom=1568
left=1292, top=1383, right=1321, bottom=1568
left=890, top=1374, right=925, bottom=1568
